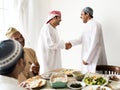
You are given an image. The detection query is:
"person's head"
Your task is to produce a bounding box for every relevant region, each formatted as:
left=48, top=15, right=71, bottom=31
left=46, top=10, right=62, bottom=28
left=0, top=39, right=25, bottom=78
left=6, top=27, right=25, bottom=46
left=80, top=7, right=93, bottom=23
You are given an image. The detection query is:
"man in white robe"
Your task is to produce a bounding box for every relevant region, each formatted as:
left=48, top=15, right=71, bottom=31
left=0, top=76, right=26, bottom=90
left=0, top=39, right=26, bottom=90
left=6, top=27, right=40, bottom=83
left=37, top=10, right=65, bottom=74
left=66, top=7, right=107, bottom=73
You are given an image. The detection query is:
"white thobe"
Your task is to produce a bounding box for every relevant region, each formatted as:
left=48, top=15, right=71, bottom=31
left=70, top=19, right=107, bottom=73
left=37, top=23, right=65, bottom=74
left=0, top=75, right=26, bottom=90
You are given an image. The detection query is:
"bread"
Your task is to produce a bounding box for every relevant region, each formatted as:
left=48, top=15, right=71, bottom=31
left=25, top=76, right=46, bottom=88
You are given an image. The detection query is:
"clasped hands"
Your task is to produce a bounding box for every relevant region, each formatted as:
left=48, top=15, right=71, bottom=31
left=65, top=42, right=72, bottom=50
left=30, top=62, right=39, bottom=75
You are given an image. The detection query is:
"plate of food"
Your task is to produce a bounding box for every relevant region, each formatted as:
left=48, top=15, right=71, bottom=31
left=62, top=69, right=77, bottom=77
left=108, top=75, right=120, bottom=81
left=82, top=85, right=111, bottom=90
left=109, top=81, right=120, bottom=90
left=72, top=71, right=85, bottom=81
left=67, top=81, right=86, bottom=90
left=41, top=71, right=53, bottom=80
left=108, top=75, right=120, bottom=90
left=83, top=73, right=108, bottom=86
left=25, top=75, right=46, bottom=89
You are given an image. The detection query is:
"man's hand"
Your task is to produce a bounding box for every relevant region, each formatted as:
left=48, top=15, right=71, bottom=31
left=82, top=60, right=88, bottom=65
left=65, top=42, right=72, bottom=50
left=30, top=62, right=39, bottom=75
left=19, top=81, right=31, bottom=90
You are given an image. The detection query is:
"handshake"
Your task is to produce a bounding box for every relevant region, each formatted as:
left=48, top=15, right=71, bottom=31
left=65, top=42, right=72, bottom=50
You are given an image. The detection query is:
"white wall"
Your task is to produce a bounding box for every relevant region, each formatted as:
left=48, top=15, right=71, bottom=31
left=39, top=0, right=120, bottom=69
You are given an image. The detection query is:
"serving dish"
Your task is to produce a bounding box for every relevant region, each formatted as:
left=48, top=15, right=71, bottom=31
left=67, top=81, right=86, bottom=90
left=62, top=69, right=77, bottom=77
left=109, top=80, right=120, bottom=90
left=41, top=71, right=53, bottom=80
left=72, top=71, right=85, bottom=81
left=83, top=73, right=108, bottom=86
left=50, top=72, right=67, bottom=88
left=25, top=75, right=46, bottom=89
left=108, top=75, right=120, bottom=81
left=82, top=85, right=111, bottom=90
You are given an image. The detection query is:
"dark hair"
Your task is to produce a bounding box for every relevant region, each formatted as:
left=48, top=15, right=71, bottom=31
left=84, top=12, right=93, bottom=18
left=54, top=16, right=61, bottom=19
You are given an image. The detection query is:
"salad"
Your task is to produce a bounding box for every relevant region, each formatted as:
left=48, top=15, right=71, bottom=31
left=83, top=73, right=108, bottom=85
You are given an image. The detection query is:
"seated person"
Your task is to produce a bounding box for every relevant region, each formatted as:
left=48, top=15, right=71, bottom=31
left=6, top=27, right=40, bottom=83
left=0, top=39, right=26, bottom=90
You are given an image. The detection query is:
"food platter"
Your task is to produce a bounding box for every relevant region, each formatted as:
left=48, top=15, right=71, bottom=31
left=108, top=75, right=120, bottom=81
left=83, top=73, right=109, bottom=86
left=82, top=85, right=111, bottom=90
left=67, top=81, right=86, bottom=90
left=108, top=75, right=120, bottom=90
left=72, top=71, right=85, bottom=81
left=41, top=71, right=53, bottom=80
left=62, top=69, right=79, bottom=77
left=50, top=72, right=67, bottom=88
left=109, top=80, right=120, bottom=90
left=25, top=75, right=46, bottom=89
left=41, top=68, right=80, bottom=79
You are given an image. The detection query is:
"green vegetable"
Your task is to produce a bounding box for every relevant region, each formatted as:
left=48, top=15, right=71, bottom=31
left=70, top=83, right=82, bottom=88
left=84, top=76, right=106, bottom=85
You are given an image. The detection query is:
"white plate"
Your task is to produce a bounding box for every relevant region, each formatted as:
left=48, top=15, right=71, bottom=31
left=109, top=81, right=120, bottom=90
left=82, top=85, right=111, bottom=90
left=67, top=81, right=86, bottom=90
left=41, top=71, right=53, bottom=80
left=25, top=76, right=46, bottom=89
left=108, top=75, right=120, bottom=81
left=62, top=69, right=75, bottom=76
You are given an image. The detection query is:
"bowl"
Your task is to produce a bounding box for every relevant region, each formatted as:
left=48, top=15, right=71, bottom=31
left=83, top=73, right=108, bottom=86
left=82, top=85, right=111, bottom=90
left=50, top=72, right=67, bottom=88
left=72, top=71, right=85, bottom=81
left=67, top=81, right=86, bottom=90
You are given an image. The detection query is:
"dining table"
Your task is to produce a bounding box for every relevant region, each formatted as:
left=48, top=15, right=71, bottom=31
left=31, top=68, right=120, bottom=90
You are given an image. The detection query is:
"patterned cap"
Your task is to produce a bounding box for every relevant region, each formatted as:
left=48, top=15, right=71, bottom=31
left=82, top=7, right=93, bottom=16
left=6, top=27, right=18, bottom=38
left=46, top=10, right=61, bottom=23
left=0, top=39, right=23, bottom=75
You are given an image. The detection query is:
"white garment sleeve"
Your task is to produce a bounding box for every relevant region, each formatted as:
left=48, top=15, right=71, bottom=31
left=58, top=40, right=65, bottom=49
left=83, top=25, right=101, bottom=64
left=70, top=36, right=82, bottom=46
left=45, top=28, right=65, bottom=50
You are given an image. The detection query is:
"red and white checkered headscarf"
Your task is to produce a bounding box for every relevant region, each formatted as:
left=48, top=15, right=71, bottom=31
left=46, top=10, right=61, bottom=24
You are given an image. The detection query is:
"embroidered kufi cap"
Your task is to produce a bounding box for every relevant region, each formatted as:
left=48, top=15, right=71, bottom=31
left=6, top=27, right=18, bottom=38
left=82, top=7, right=93, bottom=16
left=0, top=39, right=23, bottom=75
